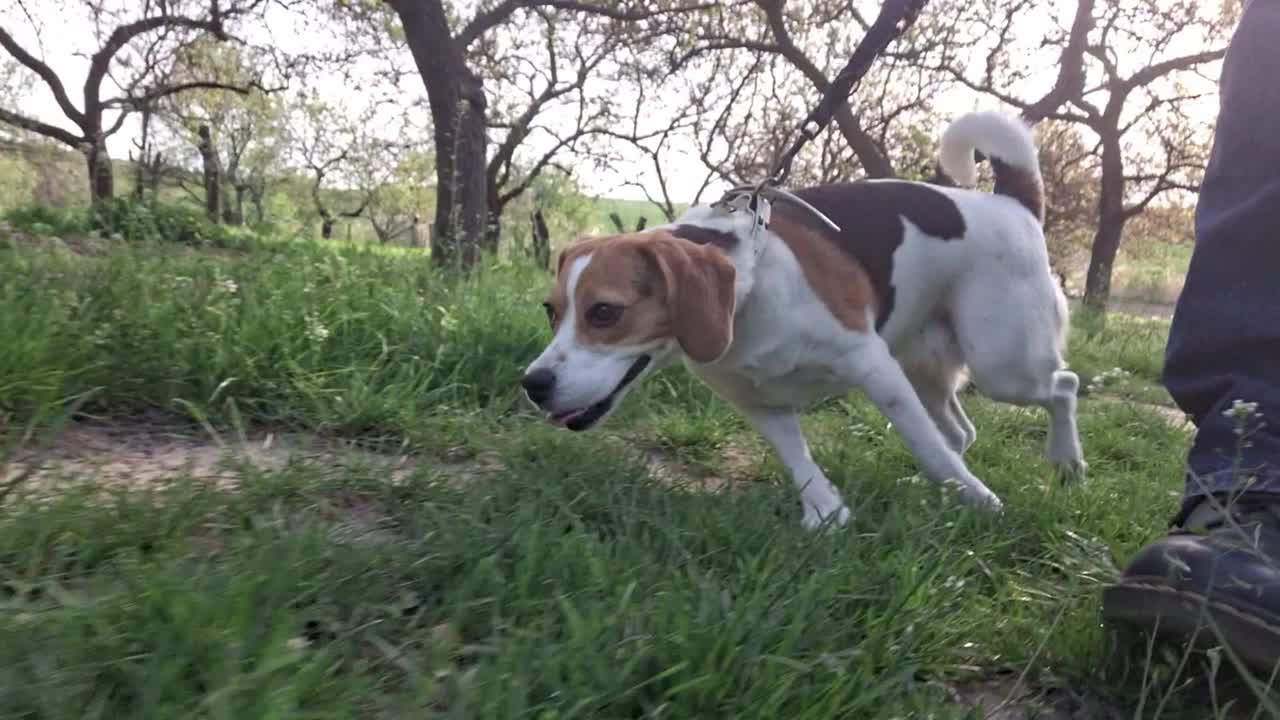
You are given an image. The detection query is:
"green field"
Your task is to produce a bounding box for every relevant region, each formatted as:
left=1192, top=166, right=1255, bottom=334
left=2, top=213, right=1274, bottom=719
left=586, top=196, right=688, bottom=234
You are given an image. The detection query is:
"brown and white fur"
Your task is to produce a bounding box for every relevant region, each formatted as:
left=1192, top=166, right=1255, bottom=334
left=520, top=111, right=1084, bottom=530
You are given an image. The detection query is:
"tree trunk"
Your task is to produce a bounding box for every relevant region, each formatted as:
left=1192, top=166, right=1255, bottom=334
left=231, top=185, right=246, bottom=226
left=221, top=187, right=235, bottom=224
left=249, top=185, right=265, bottom=225
left=388, top=0, right=487, bottom=270
left=133, top=154, right=146, bottom=200
left=132, top=105, right=155, bottom=201
left=484, top=209, right=501, bottom=254
left=147, top=158, right=161, bottom=198
left=1082, top=134, right=1127, bottom=311
left=86, top=140, right=114, bottom=203
left=221, top=182, right=245, bottom=225
left=197, top=125, right=221, bottom=223
left=531, top=209, right=551, bottom=270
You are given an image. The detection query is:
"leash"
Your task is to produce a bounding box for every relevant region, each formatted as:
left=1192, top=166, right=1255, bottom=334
left=710, top=0, right=930, bottom=254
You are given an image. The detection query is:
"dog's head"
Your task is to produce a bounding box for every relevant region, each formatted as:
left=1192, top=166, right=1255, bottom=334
left=520, top=230, right=737, bottom=431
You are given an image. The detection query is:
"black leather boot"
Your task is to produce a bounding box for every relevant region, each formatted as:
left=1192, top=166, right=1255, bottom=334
left=1103, top=495, right=1280, bottom=674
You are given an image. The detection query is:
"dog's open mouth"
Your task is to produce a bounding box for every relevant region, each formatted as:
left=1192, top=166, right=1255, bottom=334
left=547, top=354, right=651, bottom=432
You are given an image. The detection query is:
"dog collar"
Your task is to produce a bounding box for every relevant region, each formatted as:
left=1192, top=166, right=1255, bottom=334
left=711, top=184, right=843, bottom=262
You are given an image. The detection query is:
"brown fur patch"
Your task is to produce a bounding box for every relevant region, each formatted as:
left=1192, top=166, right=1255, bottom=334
left=767, top=213, right=876, bottom=332
left=546, top=231, right=737, bottom=361
left=991, top=158, right=1044, bottom=222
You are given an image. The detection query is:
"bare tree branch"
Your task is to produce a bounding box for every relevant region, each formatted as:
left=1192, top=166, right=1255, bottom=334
left=458, top=0, right=716, bottom=49
left=0, top=26, right=84, bottom=125
left=0, top=105, right=82, bottom=147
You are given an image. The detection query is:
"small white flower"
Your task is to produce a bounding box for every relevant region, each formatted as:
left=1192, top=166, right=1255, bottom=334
left=305, top=313, right=330, bottom=343
left=219, top=279, right=239, bottom=294
left=1223, top=399, right=1261, bottom=420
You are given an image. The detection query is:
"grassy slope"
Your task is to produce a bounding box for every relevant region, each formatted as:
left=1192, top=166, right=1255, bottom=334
left=0, top=231, right=1267, bottom=718
left=587, top=197, right=685, bottom=233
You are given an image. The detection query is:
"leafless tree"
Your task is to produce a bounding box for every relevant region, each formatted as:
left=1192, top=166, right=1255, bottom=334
left=128, top=95, right=165, bottom=200
left=664, top=0, right=973, bottom=181
left=288, top=96, right=393, bottom=240
left=475, top=7, right=643, bottom=250
left=946, top=0, right=1228, bottom=310
left=384, top=0, right=713, bottom=269
left=0, top=0, right=275, bottom=203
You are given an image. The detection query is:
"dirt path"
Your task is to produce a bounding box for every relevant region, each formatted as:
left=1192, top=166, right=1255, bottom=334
left=1108, top=299, right=1176, bottom=319
left=3, top=394, right=1190, bottom=500
left=1, top=422, right=424, bottom=496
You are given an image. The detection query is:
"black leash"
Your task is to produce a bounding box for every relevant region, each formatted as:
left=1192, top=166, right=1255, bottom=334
left=714, top=0, right=930, bottom=235
left=766, top=0, right=928, bottom=189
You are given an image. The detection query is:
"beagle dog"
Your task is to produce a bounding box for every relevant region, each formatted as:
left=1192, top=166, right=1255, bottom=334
left=521, top=111, right=1085, bottom=529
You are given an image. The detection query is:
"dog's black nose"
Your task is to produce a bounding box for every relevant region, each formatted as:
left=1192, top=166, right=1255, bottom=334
left=521, top=368, right=556, bottom=405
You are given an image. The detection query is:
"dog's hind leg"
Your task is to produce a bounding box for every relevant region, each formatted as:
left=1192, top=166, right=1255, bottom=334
left=969, top=365, right=1085, bottom=483
left=899, top=320, right=976, bottom=455
left=844, top=335, right=1003, bottom=510
left=906, top=369, right=971, bottom=455
left=951, top=279, right=1085, bottom=482
left=949, top=392, right=978, bottom=454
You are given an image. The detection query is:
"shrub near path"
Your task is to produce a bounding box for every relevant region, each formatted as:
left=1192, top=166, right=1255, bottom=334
left=1, top=224, right=1271, bottom=719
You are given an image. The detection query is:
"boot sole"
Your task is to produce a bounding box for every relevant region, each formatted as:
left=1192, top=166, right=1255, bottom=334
left=1102, top=580, right=1280, bottom=675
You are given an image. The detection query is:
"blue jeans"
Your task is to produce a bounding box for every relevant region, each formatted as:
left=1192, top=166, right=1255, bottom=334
left=1164, top=0, right=1280, bottom=523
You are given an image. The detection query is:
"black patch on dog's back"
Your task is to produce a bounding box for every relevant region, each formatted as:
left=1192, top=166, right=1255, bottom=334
left=670, top=224, right=739, bottom=251
left=785, top=180, right=965, bottom=331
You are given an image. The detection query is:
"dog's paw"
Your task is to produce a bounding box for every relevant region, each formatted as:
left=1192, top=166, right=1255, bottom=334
left=802, top=504, right=851, bottom=531
left=946, top=478, right=1003, bottom=512
left=1052, top=457, right=1088, bottom=485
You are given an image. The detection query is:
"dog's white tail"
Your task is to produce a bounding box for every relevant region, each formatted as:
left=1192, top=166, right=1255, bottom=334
left=938, top=111, right=1044, bottom=223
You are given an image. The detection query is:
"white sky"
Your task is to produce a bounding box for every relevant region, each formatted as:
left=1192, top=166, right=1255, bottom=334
left=3, top=0, right=1226, bottom=204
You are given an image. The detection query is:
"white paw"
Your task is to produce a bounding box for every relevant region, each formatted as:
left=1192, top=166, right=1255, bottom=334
left=1052, top=456, right=1087, bottom=485
left=947, top=479, right=1003, bottom=512
left=802, top=504, right=852, bottom=531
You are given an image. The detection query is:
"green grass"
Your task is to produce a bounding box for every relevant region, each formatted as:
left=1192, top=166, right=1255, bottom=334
left=1112, top=241, right=1193, bottom=304
left=1, top=224, right=1275, bottom=718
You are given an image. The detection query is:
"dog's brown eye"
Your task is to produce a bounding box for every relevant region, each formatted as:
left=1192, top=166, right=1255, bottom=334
left=586, top=302, right=622, bottom=328
left=542, top=302, right=556, bottom=327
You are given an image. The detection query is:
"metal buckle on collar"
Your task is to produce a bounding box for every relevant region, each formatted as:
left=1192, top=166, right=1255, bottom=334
left=714, top=184, right=842, bottom=235
left=709, top=187, right=773, bottom=259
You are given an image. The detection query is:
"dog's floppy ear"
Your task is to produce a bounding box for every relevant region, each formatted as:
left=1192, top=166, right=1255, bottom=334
left=645, top=236, right=737, bottom=363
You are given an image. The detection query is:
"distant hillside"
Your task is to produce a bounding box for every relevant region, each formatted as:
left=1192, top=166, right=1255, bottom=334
left=587, top=196, right=687, bottom=233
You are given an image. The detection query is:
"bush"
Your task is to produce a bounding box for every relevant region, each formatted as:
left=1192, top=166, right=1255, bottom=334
left=5, top=198, right=255, bottom=249
left=4, top=204, right=88, bottom=236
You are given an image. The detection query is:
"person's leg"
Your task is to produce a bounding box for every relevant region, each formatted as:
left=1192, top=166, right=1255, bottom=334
left=1164, top=0, right=1280, bottom=515
left=1102, top=0, right=1280, bottom=674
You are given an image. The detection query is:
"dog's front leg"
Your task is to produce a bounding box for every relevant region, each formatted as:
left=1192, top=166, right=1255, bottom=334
left=742, top=408, right=851, bottom=530
left=847, top=339, right=1004, bottom=511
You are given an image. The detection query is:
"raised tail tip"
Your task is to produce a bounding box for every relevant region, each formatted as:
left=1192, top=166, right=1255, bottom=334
left=937, top=111, right=1044, bottom=222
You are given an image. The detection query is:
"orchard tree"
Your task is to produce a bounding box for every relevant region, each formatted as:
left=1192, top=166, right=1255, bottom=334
left=668, top=0, right=977, bottom=180
left=382, top=0, right=710, bottom=269
left=160, top=41, right=285, bottom=224
left=475, top=7, right=648, bottom=251
left=947, top=0, right=1229, bottom=310
left=1034, top=119, right=1102, bottom=282
left=0, top=0, right=274, bottom=203
left=365, top=150, right=434, bottom=244
left=286, top=91, right=411, bottom=240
